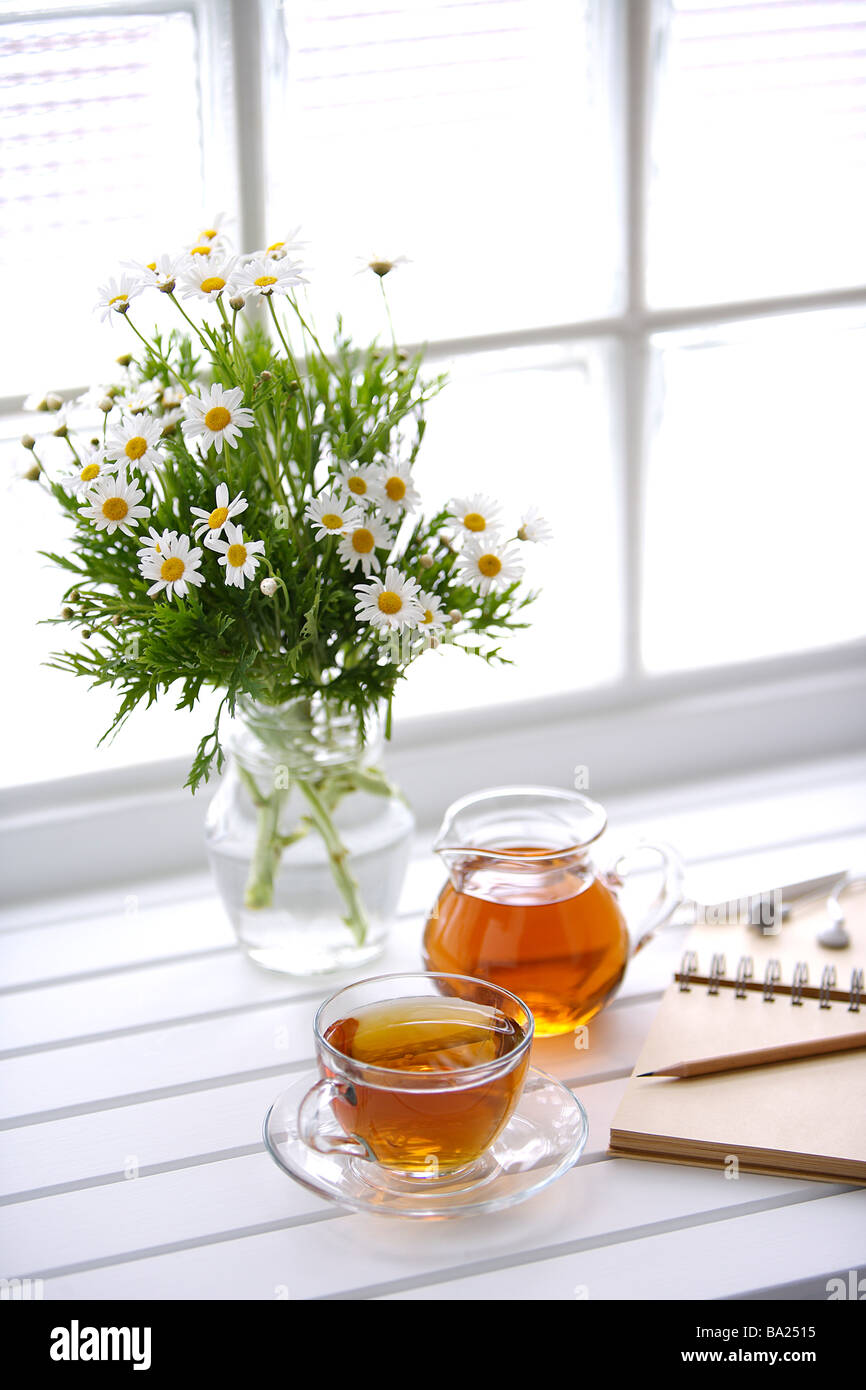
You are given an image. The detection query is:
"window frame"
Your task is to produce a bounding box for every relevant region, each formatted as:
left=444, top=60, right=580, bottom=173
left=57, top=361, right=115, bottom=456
left=1, top=0, right=865, bottom=825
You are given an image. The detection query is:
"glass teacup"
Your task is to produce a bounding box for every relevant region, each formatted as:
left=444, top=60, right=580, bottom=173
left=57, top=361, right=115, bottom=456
left=298, top=972, right=533, bottom=1183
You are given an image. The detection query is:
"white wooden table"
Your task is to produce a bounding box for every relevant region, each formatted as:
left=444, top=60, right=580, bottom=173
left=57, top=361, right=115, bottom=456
left=2, top=758, right=865, bottom=1302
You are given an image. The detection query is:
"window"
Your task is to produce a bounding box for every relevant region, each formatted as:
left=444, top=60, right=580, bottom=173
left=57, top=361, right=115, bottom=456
left=2, top=0, right=864, bottom=790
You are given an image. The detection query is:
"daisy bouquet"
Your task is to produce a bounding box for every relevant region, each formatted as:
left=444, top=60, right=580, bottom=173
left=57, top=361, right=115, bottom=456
left=28, top=222, right=548, bottom=940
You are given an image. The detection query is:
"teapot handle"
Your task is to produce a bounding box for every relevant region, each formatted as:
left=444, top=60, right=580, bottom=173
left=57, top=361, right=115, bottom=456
left=608, top=840, right=685, bottom=957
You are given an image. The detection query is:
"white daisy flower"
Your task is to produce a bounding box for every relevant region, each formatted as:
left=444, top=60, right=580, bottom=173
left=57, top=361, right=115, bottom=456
left=24, top=390, right=62, bottom=413
left=106, top=413, right=164, bottom=473
left=125, top=254, right=181, bottom=293
left=355, top=565, right=424, bottom=632
left=80, top=469, right=149, bottom=536
left=181, top=385, right=254, bottom=455
left=137, top=525, right=170, bottom=566
left=191, top=482, right=248, bottom=541
left=305, top=490, right=365, bottom=541
left=196, top=211, right=231, bottom=242
left=207, top=522, right=266, bottom=588
left=119, top=383, right=160, bottom=415
left=160, top=408, right=183, bottom=435
left=62, top=446, right=118, bottom=495
left=259, top=229, right=306, bottom=260
left=371, top=460, right=420, bottom=518
left=336, top=514, right=392, bottom=576
left=140, top=530, right=204, bottom=602
left=358, top=254, right=410, bottom=279
left=417, top=589, right=447, bottom=633
left=178, top=256, right=236, bottom=302
left=448, top=493, right=502, bottom=539
left=95, top=274, right=141, bottom=322
left=457, top=538, right=525, bottom=597
left=161, top=385, right=186, bottom=409
left=230, top=256, right=307, bottom=299
left=518, top=507, right=554, bottom=543
left=336, top=462, right=379, bottom=506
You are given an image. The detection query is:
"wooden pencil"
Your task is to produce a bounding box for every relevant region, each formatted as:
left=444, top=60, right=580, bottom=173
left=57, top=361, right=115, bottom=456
left=637, top=1029, right=866, bottom=1078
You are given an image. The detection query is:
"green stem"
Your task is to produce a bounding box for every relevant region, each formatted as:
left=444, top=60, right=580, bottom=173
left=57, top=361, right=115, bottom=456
left=295, top=778, right=370, bottom=946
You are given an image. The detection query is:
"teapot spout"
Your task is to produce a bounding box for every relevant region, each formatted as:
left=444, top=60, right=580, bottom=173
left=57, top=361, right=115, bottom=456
left=435, top=845, right=475, bottom=893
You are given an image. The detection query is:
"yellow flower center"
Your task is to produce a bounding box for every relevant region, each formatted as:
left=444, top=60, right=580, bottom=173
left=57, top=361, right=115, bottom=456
left=385, top=477, right=406, bottom=502
left=267, top=242, right=285, bottom=252
left=227, top=543, right=247, bottom=567
left=108, top=293, right=128, bottom=306
left=191, top=245, right=212, bottom=256
left=463, top=511, right=486, bottom=532
left=351, top=528, right=375, bottom=554
left=422, top=608, right=434, bottom=625
left=254, top=275, right=278, bottom=288
left=377, top=591, right=402, bottom=615
left=160, top=557, right=185, bottom=582
left=102, top=497, right=128, bottom=521
left=80, top=463, right=100, bottom=481
left=200, top=276, right=226, bottom=294
left=146, top=261, right=157, bottom=271
left=320, top=512, right=343, bottom=530
left=208, top=505, right=230, bottom=529
left=124, top=437, right=147, bottom=460
left=347, top=476, right=367, bottom=495
left=202, top=229, right=218, bottom=239
left=478, top=553, right=502, bottom=578
left=204, top=406, right=231, bottom=431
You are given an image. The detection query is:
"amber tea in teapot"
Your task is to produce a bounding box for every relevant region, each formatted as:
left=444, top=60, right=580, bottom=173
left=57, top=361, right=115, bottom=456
left=422, top=788, right=683, bottom=1037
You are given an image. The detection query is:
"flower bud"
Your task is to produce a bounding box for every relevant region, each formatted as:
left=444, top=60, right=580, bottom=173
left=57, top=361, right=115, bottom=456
left=106, top=385, right=124, bottom=398
left=112, top=614, right=123, bottom=628
left=61, top=606, right=73, bottom=620
left=53, top=422, right=69, bottom=438
left=259, top=371, right=273, bottom=381
left=45, top=393, right=63, bottom=412
left=82, top=628, right=93, bottom=639
left=418, top=554, right=433, bottom=570
left=260, top=577, right=278, bottom=597
left=24, top=463, right=41, bottom=481
left=448, top=609, right=462, bottom=624
left=99, top=398, right=114, bottom=413
left=21, top=433, right=36, bottom=450
left=229, top=295, right=245, bottom=311
left=116, top=354, right=133, bottom=367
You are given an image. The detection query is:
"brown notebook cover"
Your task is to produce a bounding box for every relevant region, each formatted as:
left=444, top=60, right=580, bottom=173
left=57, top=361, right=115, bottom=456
left=608, top=894, right=866, bottom=1184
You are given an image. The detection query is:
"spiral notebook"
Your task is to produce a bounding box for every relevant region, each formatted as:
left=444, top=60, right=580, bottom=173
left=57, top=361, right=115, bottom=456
left=608, top=893, right=866, bottom=1183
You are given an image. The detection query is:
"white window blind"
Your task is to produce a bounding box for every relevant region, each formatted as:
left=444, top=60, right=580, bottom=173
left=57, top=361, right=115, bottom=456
left=649, top=0, right=866, bottom=305
left=0, top=10, right=206, bottom=396
left=272, top=1, right=622, bottom=342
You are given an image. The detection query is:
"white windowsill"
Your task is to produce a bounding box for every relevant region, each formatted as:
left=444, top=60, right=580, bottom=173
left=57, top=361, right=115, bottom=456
left=1, top=654, right=864, bottom=906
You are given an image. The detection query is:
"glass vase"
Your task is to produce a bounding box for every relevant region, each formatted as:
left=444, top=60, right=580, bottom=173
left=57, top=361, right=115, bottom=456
left=205, top=695, right=415, bottom=975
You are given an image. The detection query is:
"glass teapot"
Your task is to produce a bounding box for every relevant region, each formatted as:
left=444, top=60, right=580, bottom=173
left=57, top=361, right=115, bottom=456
left=422, top=786, right=684, bottom=1037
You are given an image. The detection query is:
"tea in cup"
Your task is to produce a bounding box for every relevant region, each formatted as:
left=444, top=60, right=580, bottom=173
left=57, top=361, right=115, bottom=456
left=298, top=972, right=533, bottom=1180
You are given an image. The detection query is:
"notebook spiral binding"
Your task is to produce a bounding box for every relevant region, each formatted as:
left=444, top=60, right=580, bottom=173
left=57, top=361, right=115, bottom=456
left=677, top=953, right=863, bottom=1010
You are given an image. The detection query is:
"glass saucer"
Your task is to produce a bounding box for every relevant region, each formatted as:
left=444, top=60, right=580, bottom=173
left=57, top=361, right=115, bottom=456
left=263, top=1067, right=589, bottom=1219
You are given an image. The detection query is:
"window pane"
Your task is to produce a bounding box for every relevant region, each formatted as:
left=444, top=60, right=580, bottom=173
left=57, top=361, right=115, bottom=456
left=0, top=11, right=207, bottom=397
left=642, top=309, right=866, bottom=673
left=394, top=340, right=623, bottom=718
left=648, top=0, right=866, bottom=306
left=268, top=0, right=622, bottom=341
